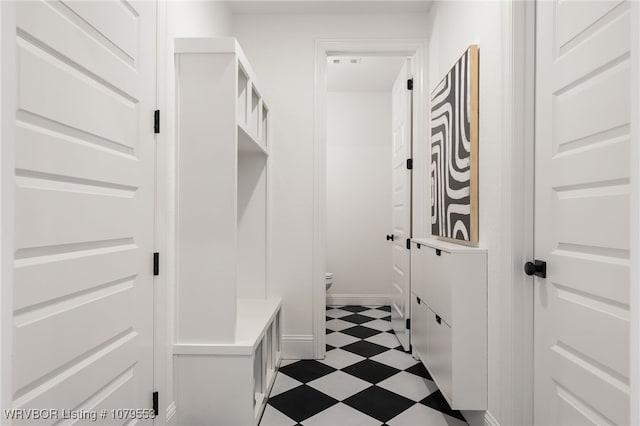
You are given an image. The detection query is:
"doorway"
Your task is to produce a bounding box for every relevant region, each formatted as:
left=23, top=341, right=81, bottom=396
left=324, top=55, right=405, bottom=305
left=325, top=54, right=412, bottom=350
left=313, top=39, right=427, bottom=359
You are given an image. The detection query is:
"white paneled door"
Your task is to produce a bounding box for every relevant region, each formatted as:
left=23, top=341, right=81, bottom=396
left=534, top=1, right=630, bottom=424
left=390, top=60, right=412, bottom=352
left=11, top=0, right=156, bottom=421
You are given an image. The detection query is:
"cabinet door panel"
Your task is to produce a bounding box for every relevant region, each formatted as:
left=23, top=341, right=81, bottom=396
left=427, top=307, right=452, bottom=404
left=410, top=245, right=428, bottom=302
left=411, top=293, right=428, bottom=363
left=424, top=248, right=452, bottom=324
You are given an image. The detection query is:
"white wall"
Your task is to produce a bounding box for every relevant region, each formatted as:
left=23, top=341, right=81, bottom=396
left=326, top=91, right=392, bottom=305
left=161, top=2, right=232, bottom=423
left=167, top=1, right=232, bottom=38
left=231, top=12, right=429, bottom=358
left=424, top=2, right=507, bottom=425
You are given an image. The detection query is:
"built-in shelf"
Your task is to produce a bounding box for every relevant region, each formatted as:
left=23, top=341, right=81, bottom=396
left=174, top=37, right=277, bottom=426
left=173, top=298, right=281, bottom=356
left=261, top=104, right=269, bottom=147
left=250, top=84, right=260, bottom=135
left=238, top=67, right=248, bottom=127
left=238, top=124, right=269, bottom=156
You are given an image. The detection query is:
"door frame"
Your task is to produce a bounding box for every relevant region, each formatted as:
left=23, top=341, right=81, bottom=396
left=0, top=0, right=16, bottom=415
left=497, top=1, right=536, bottom=425
left=312, top=38, right=427, bottom=360
left=629, top=2, right=640, bottom=424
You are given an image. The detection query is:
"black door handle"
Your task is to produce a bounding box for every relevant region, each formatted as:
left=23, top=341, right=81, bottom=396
left=386, top=234, right=395, bottom=241
left=524, top=260, right=546, bottom=278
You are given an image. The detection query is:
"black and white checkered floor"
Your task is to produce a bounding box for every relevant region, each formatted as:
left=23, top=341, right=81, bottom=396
left=259, top=305, right=468, bottom=425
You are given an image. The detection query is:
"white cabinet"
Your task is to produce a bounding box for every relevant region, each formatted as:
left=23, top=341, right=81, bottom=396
left=173, top=38, right=280, bottom=425
left=410, top=237, right=487, bottom=410
left=174, top=301, right=282, bottom=426
left=411, top=295, right=428, bottom=364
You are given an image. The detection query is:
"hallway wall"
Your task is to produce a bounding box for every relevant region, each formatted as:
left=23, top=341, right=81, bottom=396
left=231, top=12, right=429, bottom=358
left=425, top=2, right=508, bottom=425
left=326, top=91, right=392, bottom=305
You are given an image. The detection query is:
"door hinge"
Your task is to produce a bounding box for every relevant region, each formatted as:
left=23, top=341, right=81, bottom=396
left=407, top=78, right=414, bottom=90
left=154, top=110, right=160, bottom=134
left=153, top=252, right=159, bottom=276
left=406, top=238, right=411, bottom=250
left=406, top=318, right=411, bottom=330
left=152, top=391, right=159, bottom=416
left=406, top=158, right=413, bottom=170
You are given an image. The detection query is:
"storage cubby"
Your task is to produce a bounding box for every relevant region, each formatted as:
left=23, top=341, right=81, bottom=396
left=410, top=238, right=487, bottom=410
left=237, top=153, right=267, bottom=298
left=261, top=104, right=269, bottom=146
left=250, top=84, right=260, bottom=136
left=174, top=37, right=280, bottom=426
left=254, top=340, right=264, bottom=407
left=238, top=65, right=248, bottom=126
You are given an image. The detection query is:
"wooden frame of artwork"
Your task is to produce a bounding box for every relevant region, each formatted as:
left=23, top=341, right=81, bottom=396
left=430, top=44, right=479, bottom=244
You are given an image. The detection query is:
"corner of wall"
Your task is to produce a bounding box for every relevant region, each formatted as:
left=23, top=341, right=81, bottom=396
left=282, top=335, right=315, bottom=359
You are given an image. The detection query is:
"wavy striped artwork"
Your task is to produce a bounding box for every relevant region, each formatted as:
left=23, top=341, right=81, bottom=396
left=430, top=45, right=479, bottom=243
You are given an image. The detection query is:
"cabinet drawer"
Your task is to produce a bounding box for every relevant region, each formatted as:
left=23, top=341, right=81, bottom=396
left=426, top=307, right=452, bottom=404
left=423, top=247, right=452, bottom=325
left=411, top=293, right=428, bottom=363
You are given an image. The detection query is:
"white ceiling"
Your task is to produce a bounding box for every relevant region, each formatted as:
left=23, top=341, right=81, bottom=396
left=224, top=0, right=433, bottom=14
left=327, top=55, right=406, bottom=92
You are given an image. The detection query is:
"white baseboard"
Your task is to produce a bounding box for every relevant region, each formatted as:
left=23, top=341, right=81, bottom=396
left=166, top=401, right=177, bottom=425
left=282, top=335, right=314, bottom=359
left=326, top=294, right=391, bottom=306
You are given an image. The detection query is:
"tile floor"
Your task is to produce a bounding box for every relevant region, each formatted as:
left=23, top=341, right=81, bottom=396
left=259, top=305, right=468, bottom=426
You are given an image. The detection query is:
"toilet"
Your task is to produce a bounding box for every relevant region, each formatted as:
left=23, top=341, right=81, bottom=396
left=325, top=272, right=333, bottom=291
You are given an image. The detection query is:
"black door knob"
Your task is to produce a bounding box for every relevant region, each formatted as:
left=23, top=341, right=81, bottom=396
left=524, top=262, right=536, bottom=275
left=386, top=234, right=395, bottom=241
left=524, top=260, right=547, bottom=278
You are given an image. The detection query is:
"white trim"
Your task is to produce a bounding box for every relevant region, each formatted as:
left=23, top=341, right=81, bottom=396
left=326, top=294, right=392, bottom=307
left=312, top=39, right=328, bottom=362
left=0, top=1, right=15, bottom=415
left=281, top=335, right=314, bottom=359
left=154, top=2, right=170, bottom=426
left=630, top=1, right=640, bottom=424
left=497, top=2, right=535, bottom=425
left=313, top=38, right=427, bottom=361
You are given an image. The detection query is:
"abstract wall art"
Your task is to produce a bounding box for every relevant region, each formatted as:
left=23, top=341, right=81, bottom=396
left=430, top=45, right=479, bottom=243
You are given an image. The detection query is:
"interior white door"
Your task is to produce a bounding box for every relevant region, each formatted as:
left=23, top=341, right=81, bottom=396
left=11, top=0, right=156, bottom=421
left=534, top=1, right=631, bottom=424
left=390, top=60, right=412, bottom=351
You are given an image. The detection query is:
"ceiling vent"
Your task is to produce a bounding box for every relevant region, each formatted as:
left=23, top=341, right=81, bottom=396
left=328, top=57, right=361, bottom=65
